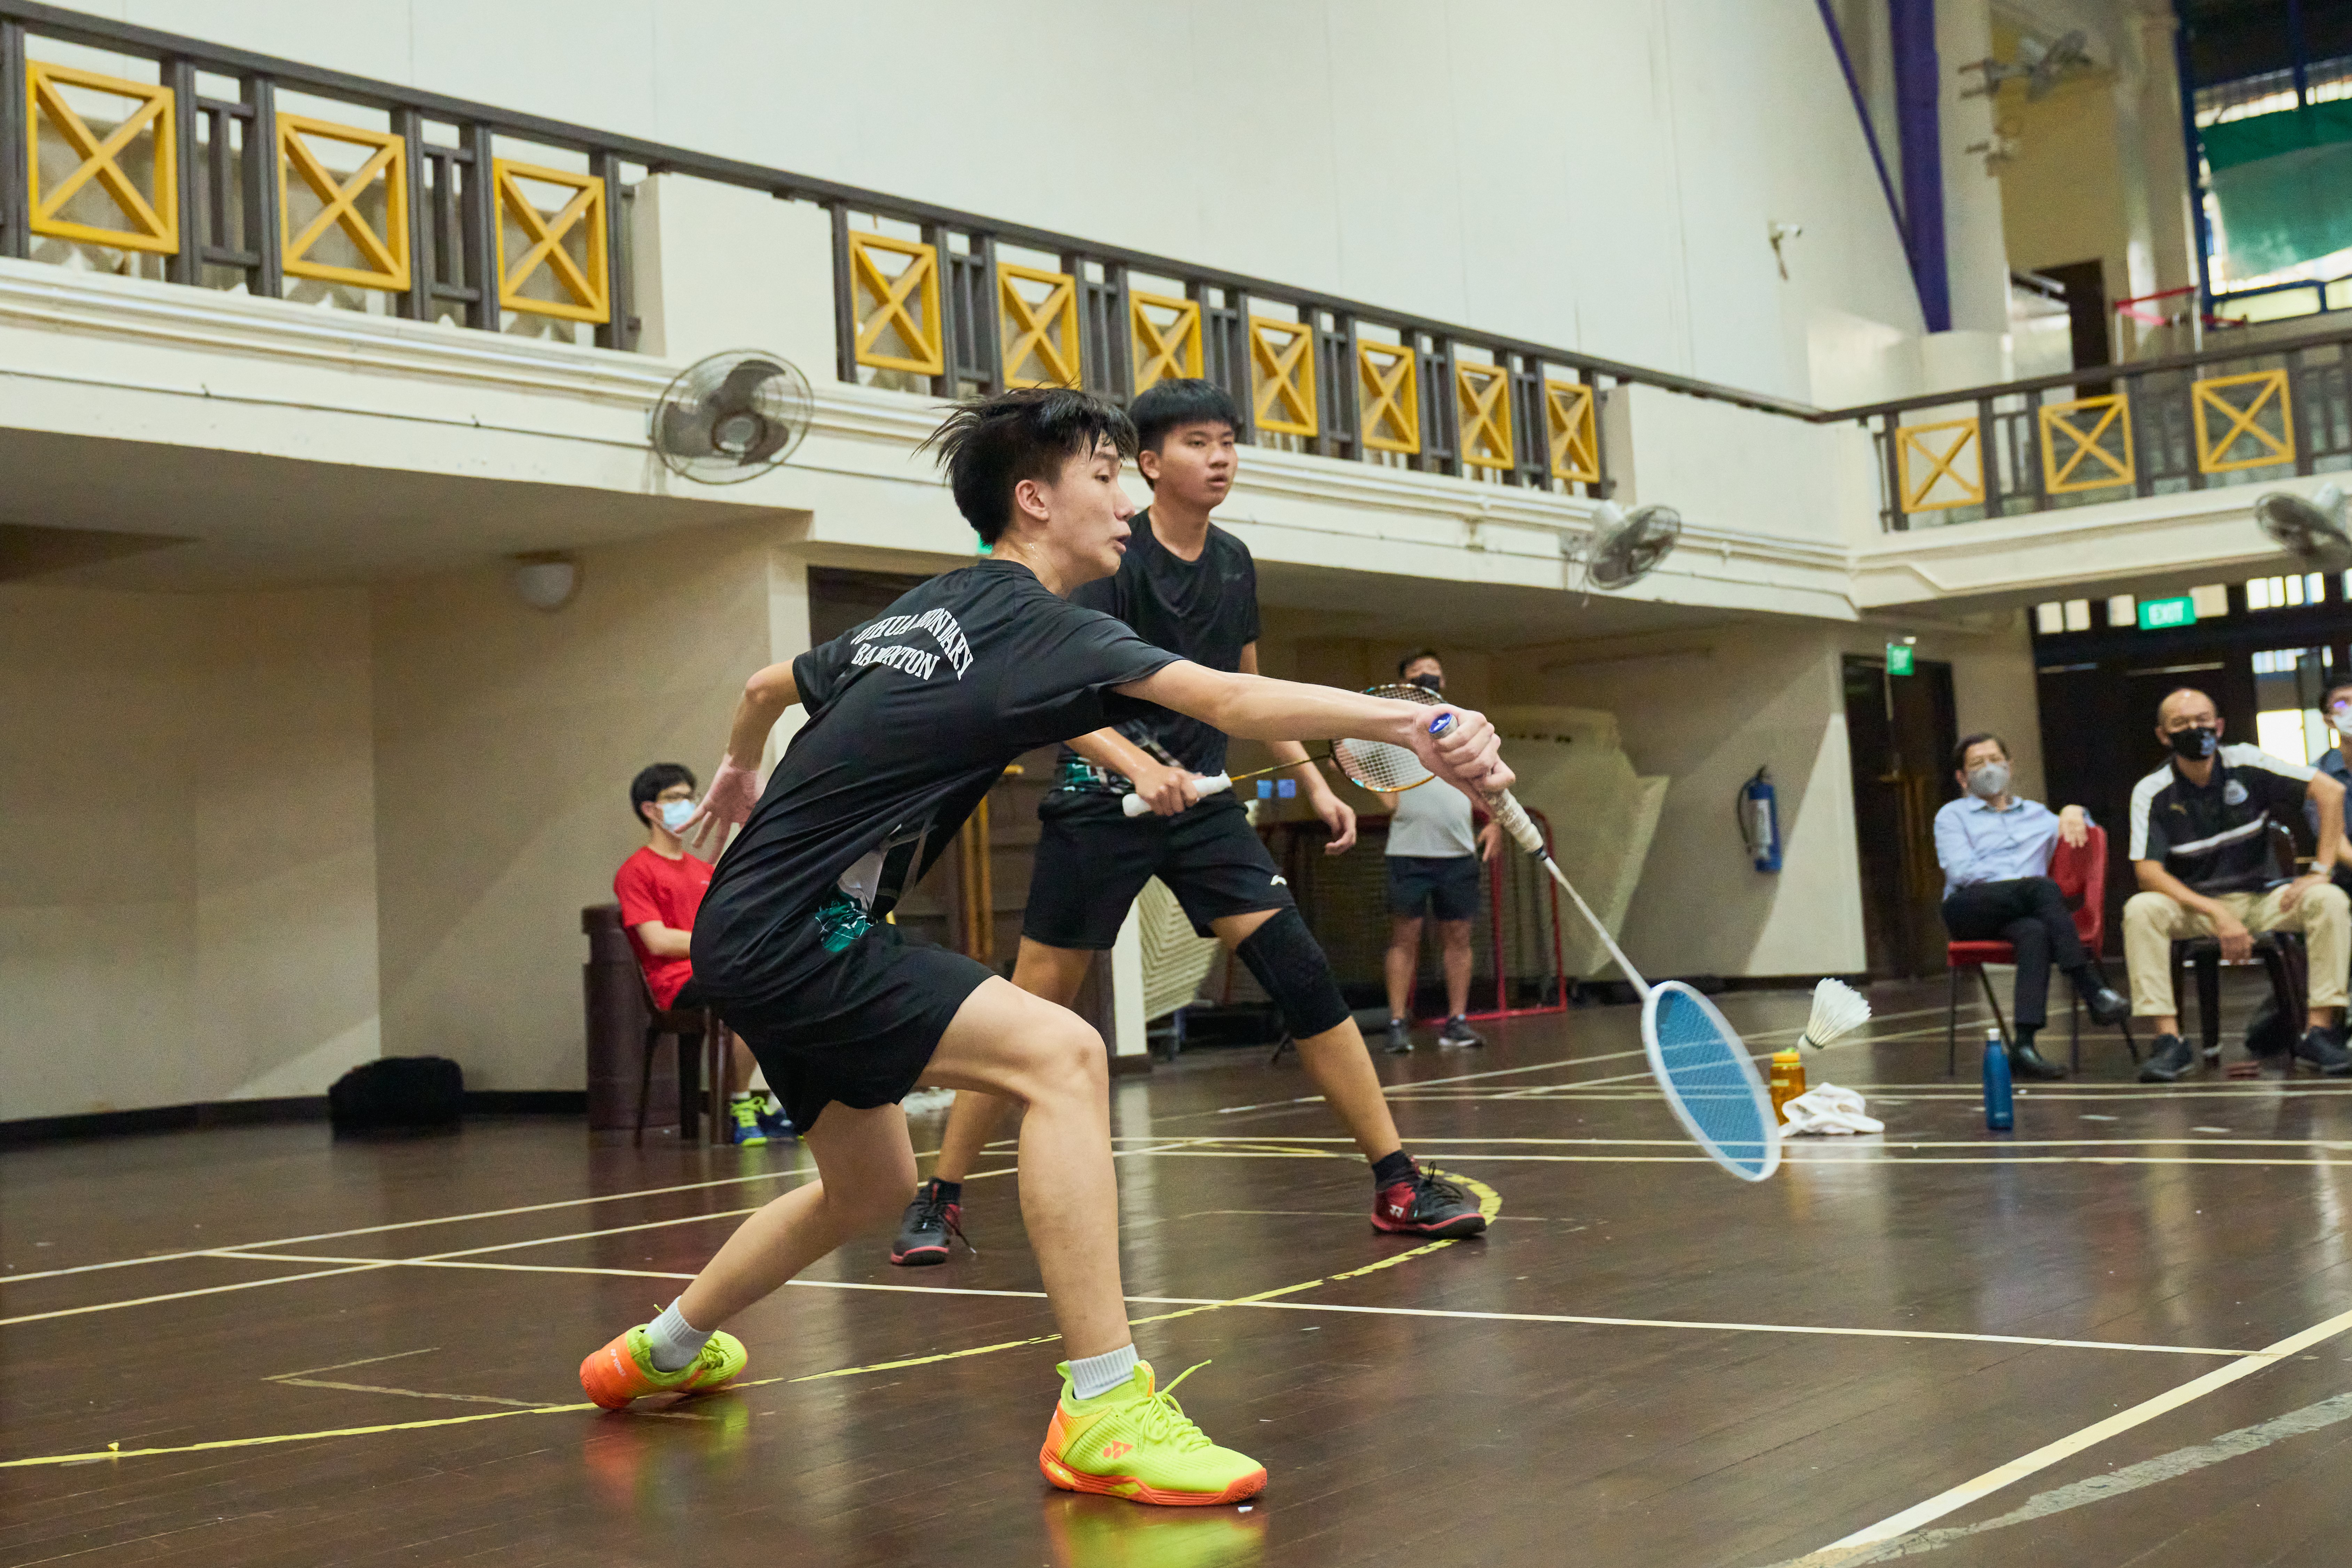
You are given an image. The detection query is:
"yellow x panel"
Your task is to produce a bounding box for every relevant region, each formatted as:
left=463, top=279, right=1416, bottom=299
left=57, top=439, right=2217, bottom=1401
left=1546, top=381, right=1599, bottom=483
left=999, top=263, right=1080, bottom=389
left=25, top=60, right=176, bottom=253
left=1456, top=363, right=1513, bottom=471
left=2193, top=370, right=2293, bottom=474
left=1250, top=317, right=1318, bottom=437
left=1355, top=342, right=1419, bottom=454
left=847, top=231, right=944, bottom=376
left=1130, top=291, right=1202, bottom=394
left=1897, top=418, right=1984, bottom=511
left=278, top=115, right=409, bottom=291
left=493, top=159, right=609, bottom=323
left=2038, top=394, right=2133, bottom=494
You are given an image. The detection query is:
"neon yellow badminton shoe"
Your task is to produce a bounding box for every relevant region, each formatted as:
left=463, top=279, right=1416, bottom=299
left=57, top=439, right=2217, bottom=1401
left=1038, top=1360, right=1266, bottom=1506
left=579, top=1323, right=747, bottom=1409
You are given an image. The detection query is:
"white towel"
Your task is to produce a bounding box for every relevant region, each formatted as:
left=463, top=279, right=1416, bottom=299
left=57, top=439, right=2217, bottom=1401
left=1780, top=1082, right=1884, bottom=1136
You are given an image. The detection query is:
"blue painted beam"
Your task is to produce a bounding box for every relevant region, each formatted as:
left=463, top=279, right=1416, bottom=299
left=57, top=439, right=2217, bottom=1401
left=1891, top=0, right=1952, bottom=331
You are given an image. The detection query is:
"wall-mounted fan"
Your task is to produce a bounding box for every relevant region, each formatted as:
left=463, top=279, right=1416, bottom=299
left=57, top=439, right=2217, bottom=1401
left=2255, top=483, right=2352, bottom=572
left=1567, top=501, right=1683, bottom=590
left=649, top=350, right=813, bottom=485
left=1960, top=29, right=2092, bottom=101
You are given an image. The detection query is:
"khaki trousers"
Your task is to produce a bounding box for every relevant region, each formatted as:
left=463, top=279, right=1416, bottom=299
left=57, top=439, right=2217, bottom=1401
left=2122, top=884, right=2351, bottom=1017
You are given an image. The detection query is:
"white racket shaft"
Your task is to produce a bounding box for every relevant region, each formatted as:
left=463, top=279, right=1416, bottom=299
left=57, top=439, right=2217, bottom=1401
left=1120, top=771, right=1233, bottom=817
left=1482, top=788, right=1652, bottom=997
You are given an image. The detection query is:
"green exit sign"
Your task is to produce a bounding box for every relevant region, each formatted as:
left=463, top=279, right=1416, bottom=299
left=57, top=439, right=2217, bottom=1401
left=2139, top=595, right=2197, bottom=630
left=1886, top=643, right=1914, bottom=676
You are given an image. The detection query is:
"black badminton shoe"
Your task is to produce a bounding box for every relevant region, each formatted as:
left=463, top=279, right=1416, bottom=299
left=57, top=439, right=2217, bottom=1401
left=1382, top=1018, right=1413, bottom=1054
left=2138, top=1032, right=2195, bottom=1083
left=889, top=1178, right=967, bottom=1266
left=2294, top=1026, right=2352, bottom=1077
left=1371, top=1165, right=1487, bottom=1238
left=1438, top=1015, right=1484, bottom=1050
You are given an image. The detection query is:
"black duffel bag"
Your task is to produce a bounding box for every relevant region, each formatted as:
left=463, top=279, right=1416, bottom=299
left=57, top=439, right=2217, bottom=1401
left=329, top=1056, right=464, bottom=1132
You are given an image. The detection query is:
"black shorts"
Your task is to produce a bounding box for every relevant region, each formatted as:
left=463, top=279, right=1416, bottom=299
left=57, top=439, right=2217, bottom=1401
left=1387, top=854, right=1481, bottom=922
left=1024, top=793, right=1295, bottom=950
left=702, top=907, right=993, bottom=1135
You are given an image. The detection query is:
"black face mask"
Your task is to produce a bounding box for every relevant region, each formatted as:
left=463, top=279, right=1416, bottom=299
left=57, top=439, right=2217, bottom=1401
left=2167, top=726, right=2220, bottom=761
left=1408, top=673, right=1443, bottom=695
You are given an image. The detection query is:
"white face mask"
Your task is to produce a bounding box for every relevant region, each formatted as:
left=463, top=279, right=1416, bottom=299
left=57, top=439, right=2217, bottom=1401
left=1966, top=762, right=2010, bottom=800
left=658, top=798, right=696, bottom=832
left=2332, top=706, right=2352, bottom=738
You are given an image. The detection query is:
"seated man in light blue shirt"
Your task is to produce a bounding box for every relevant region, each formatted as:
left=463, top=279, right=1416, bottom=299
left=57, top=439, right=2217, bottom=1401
left=1937, top=731, right=2130, bottom=1081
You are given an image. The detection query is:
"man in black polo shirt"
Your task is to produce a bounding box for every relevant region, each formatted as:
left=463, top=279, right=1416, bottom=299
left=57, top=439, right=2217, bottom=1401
left=2124, top=686, right=2351, bottom=1081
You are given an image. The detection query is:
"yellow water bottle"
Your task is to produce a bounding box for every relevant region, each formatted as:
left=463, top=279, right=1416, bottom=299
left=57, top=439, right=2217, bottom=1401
left=1769, top=1050, right=1806, bottom=1123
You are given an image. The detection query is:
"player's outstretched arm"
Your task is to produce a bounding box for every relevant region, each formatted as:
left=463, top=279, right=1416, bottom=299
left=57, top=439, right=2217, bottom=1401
left=1119, top=662, right=1513, bottom=800
left=683, top=661, right=801, bottom=853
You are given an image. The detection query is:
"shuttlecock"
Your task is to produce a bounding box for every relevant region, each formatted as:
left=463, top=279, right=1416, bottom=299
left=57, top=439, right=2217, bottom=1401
left=1798, top=978, right=1871, bottom=1049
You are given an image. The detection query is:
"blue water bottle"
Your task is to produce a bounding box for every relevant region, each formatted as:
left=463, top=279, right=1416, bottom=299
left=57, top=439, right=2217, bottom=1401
left=1982, top=1027, right=2015, bottom=1132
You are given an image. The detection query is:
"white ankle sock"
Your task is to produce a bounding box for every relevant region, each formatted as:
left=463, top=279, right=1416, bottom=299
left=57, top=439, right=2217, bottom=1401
left=645, top=1299, right=712, bottom=1373
left=1067, top=1342, right=1140, bottom=1400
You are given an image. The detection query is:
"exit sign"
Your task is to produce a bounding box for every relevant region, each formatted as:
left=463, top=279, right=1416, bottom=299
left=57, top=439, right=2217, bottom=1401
left=2139, top=595, right=2196, bottom=630
left=1885, top=643, right=1914, bottom=676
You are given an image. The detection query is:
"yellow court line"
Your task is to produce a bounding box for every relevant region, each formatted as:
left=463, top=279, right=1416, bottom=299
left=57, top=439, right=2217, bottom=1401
left=0, top=1173, right=1504, bottom=1471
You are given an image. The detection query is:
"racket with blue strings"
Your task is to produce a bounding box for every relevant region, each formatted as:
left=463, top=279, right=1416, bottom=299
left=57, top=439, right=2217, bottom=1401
left=1406, top=689, right=1781, bottom=1182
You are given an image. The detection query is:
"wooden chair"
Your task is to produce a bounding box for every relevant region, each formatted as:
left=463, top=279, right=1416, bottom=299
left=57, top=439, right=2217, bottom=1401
left=1945, top=823, right=2138, bottom=1075
left=2169, top=821, right=2310, bottom=1065
left=633, top=968, right=729, bottom=1148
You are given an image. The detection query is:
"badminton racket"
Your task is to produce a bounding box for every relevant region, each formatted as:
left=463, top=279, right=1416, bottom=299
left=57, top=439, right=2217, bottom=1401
left=1352, top=686, right=1785, bottom=1181
left=1119, top=683, right=1448, bottom=817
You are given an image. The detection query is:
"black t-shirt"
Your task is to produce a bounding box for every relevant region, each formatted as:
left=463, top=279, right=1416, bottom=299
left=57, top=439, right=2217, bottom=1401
left=695, top=559, right=1178, bottom=995
left=1055, top=509, right=1260, bottom=791
left=2128, top=744, right=2313, bottom=894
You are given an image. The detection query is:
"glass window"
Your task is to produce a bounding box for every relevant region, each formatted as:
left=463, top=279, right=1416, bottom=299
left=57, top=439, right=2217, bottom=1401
left=2107, top=594, right=2137, bottom=626
left=2192, top=584, right=2231, bottom=617
left=2063, top=599, right=2092, bottom=632
left=2036, top=602, right=2065, bottom=634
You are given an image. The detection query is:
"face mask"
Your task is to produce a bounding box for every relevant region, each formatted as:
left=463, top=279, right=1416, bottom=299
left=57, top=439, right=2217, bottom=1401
left=1966, top=762, right=2009, bottom=800
left=659, top=798, right=696, bottom=831
left=1408, top=673, right=1443, bottom=695
left=2331, top=707, right=2352, bottom=738
left=2167, top=726, right=2219, bottom=761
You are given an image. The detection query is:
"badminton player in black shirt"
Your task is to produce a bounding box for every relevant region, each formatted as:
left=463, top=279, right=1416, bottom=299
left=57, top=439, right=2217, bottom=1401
left=575, top=387, right=1514, bottom=1507
left=890, top=379, right=1490, bottom=1272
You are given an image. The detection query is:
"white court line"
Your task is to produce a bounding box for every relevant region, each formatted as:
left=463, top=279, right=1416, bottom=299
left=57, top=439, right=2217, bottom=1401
left=1115, top=1135, right=2352, bottom=1149
left=0, top=1165, right=818, bottom=1286
left=196, top=1249, right=2248, bottom=1359
left=1785, top=1302, right=2352, bottom=1566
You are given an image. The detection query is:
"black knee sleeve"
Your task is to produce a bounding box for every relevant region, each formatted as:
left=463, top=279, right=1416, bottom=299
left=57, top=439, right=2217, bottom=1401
left=1234, top=908, right=1351, bottom=1040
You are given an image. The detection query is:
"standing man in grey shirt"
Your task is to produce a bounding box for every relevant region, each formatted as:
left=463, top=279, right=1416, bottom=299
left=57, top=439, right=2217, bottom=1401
left=1379, top=650, right=1501, bottom=1051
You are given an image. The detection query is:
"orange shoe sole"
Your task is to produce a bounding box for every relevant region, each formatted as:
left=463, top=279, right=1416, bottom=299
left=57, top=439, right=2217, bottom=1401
left=1037, top=1445, right=1267, bottom=1506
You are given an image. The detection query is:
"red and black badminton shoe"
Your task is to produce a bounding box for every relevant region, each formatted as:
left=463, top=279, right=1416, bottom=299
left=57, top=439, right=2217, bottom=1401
left=1371, top=1165, right=1487, bottom=1238
left=889, top=1177, right=967, bottom=1266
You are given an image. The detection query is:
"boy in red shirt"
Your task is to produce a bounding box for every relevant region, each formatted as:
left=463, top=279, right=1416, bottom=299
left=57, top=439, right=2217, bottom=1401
left=617, top=763, right=783, bottom=1144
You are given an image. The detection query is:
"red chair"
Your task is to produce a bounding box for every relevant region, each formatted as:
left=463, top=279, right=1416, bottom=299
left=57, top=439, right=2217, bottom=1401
left=1944, top=823, right=2139, bottom=1075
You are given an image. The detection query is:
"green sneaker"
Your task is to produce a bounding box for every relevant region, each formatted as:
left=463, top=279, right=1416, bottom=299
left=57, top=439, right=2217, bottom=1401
left=1037, top=1360, right=1266, bottom=1506
left=579, top=1324, right=748, bottom=1409
left=729, top=1095, right=767, bottom=1146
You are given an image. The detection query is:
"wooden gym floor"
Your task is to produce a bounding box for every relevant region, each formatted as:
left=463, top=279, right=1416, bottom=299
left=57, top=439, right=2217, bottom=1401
left=10, top=977, right=2352, bottom=1567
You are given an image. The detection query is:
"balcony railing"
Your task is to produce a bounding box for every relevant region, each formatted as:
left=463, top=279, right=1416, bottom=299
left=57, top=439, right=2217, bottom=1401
left=0, top=0, right=1836, bottom=505
left=1842, top=322, right=2352, bottom=532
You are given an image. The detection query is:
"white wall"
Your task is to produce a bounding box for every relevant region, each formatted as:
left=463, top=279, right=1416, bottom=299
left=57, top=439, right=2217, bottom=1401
left=44, top=0, right=1923, bottom=400
left=0, top=584, right=379, bottom=1120
left=369, top=518, right=798, bottom=1091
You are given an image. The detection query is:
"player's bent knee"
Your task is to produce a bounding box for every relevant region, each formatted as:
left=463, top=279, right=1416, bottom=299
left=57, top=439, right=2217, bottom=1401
left=2123, top=891, right=2176, bottom=924
left=1235, top=908, right=1351, bottom=1040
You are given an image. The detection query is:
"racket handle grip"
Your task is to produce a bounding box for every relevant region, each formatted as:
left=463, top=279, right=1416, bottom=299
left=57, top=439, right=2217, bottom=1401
left=1120, top=772, right=1232, bottom=817
left=1485, top=788, right=1547, bottom=855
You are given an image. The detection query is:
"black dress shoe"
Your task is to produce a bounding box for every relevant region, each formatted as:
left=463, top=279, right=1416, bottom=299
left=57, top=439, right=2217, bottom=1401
left=2139, top=1032, right=2195, bottom=1083
left=2008, top=1040, right=2068, bottom=1080
left=2082, top=986, right=2130, bottom=1027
